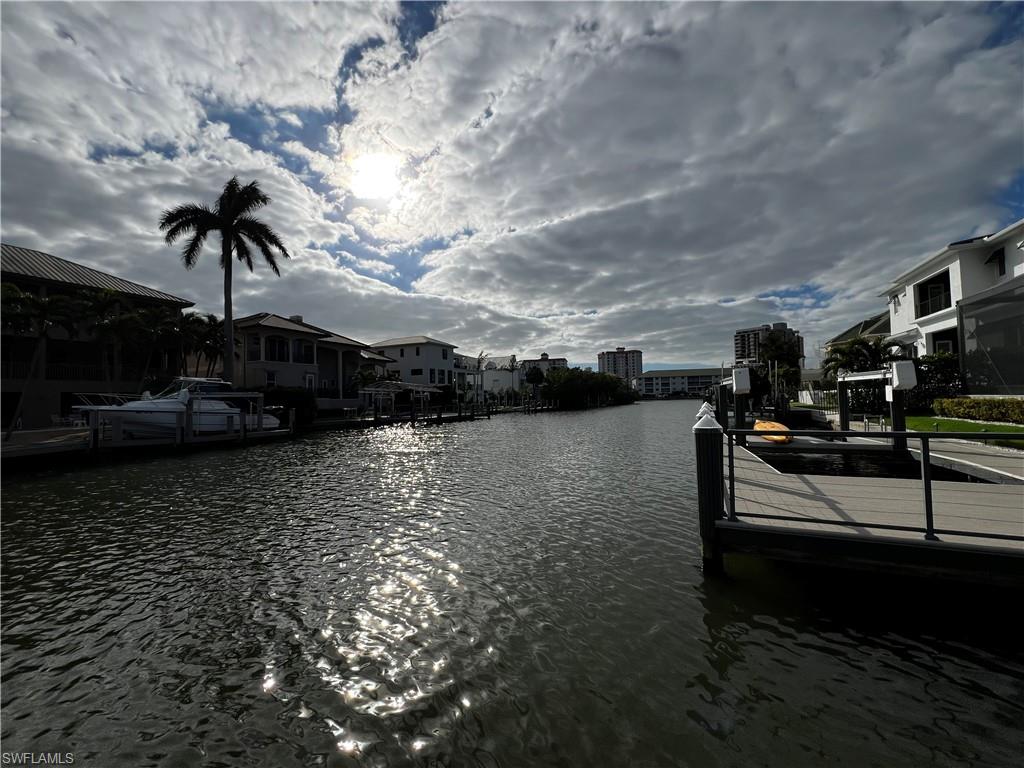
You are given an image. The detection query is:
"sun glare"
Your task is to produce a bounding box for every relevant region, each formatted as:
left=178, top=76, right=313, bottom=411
left=350, top=153, right=402, bottom=200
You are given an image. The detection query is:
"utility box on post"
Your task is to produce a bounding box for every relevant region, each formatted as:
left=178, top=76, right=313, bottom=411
left=891, top=360, right=917, bottom=390
left=733, top=367, right=752, bottom=395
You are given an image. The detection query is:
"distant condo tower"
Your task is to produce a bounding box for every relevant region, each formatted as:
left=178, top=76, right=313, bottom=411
left=598, top=346, right=643, bottom=380
left=733, top=322, right=804, bottom=367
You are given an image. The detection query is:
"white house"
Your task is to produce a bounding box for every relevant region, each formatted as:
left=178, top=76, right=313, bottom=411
left=479, top=355, right=521, bottom=394
left=372, top=335, right=457, bottom=388
left=881, top=218, right=1024, bottom=359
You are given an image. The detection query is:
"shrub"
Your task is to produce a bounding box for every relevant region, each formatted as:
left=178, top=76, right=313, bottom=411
left=932, top=397, right=1024, bottom=424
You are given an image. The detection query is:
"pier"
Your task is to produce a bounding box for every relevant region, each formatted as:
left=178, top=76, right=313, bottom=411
left=693, top=411, right=1024, bottom=585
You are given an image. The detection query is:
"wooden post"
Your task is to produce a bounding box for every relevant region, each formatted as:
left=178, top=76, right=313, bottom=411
left=240, top=409, right=247, bottom=441
left=486, top=401, right=491, bottom=419
left=838, top=381, right=850, bottom=433
left=693, top=413, right=725, bottom=575
left=458, top=399, right=462, bottom=419
left=890, top=389, right=907, bottom=452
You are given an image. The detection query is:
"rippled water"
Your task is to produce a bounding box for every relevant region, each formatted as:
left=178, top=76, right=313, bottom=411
left=3, top=401, right=1022, bottom=767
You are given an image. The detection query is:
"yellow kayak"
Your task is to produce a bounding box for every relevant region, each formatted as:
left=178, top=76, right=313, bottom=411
left=754, top=420, right=792, bottom=444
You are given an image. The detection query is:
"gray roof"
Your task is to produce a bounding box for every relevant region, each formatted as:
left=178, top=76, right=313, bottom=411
left=1, top=242, right=193, bottom=306
left=319, top=333, right=367, bottom=348
left=372, top=335, right=457, bottom=348
left=826, top=312, right=891, bottom=347
left=235, top=312, right=368, bottom=347
left=360, top=349, right=395, bottom=363
left=235, top=312, right=326, bottom=336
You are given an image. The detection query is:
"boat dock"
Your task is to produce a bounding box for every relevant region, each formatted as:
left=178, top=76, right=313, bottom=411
left=693, top=412, right=1024, bottom=585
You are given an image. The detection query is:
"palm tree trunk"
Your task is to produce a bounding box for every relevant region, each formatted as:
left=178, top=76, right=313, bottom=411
left=222, top=234, right=234, bottom=383
left=4, top=335, right=46, bottom=441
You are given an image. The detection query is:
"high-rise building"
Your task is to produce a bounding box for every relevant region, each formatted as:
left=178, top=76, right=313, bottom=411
left=733, top=323, right=804, bottom=367
left=598, top=346, right=643, bottom=380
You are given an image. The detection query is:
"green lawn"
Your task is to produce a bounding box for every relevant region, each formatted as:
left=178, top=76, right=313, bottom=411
left=905, top=416, right=1024, bottom=449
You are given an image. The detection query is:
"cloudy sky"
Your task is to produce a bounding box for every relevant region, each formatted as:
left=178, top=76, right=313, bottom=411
left=2, top=2, right=1021, bottom=368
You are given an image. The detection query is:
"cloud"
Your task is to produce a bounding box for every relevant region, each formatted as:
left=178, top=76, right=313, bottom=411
left=2, top=2, right=1021, bottom=367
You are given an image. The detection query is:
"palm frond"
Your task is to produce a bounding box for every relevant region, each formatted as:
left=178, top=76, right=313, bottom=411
left=182, top=230, right=210, bottom=269
left=234, top=233, right=254, bottom=272
left=236, top=215, right=290, bottom=276
left=159, top=203, right=218, bottom=243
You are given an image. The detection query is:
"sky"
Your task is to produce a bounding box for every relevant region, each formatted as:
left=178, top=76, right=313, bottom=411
left=2, top=2, right=1021, bottom=369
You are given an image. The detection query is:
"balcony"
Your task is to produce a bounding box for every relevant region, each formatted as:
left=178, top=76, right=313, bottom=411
left=915, top=291, right=952, bottom=319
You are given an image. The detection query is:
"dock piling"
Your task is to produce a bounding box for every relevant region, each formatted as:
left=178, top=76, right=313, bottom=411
left=693, top=413, right=725, bottom=575
left=919, top=436, right=939, bottom=541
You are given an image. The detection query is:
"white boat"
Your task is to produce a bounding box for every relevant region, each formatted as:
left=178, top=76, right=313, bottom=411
left=74, top=378, right=280, bottom=438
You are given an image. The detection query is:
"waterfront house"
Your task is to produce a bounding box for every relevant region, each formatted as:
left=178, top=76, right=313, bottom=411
left=1, top=243, right=193, bottom=428
left=235, top=313, right=375, bottom=409
left=372, top=335, right=457, bottom=388
left=479, top=355, right=521, bottom=395
left=881, top=217, right=1023, bottom=394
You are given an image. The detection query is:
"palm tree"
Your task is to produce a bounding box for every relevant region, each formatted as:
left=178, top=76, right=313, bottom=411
left=822, top=336, right=903, bottom=381
left=159, top=177, right=290, bottom=383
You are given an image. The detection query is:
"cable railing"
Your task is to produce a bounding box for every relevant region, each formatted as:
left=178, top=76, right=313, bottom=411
left=720, top=428, right=1024, bottom=545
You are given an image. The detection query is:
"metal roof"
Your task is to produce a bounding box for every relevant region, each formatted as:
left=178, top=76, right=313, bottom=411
left=1, top=243, right=194, bottom=306
left=825, top=312, right=891, bottom=346
left=372, top=335, right=457, bottom=348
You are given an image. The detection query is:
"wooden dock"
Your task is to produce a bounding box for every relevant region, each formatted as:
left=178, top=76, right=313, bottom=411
left=693, top=417, right=1024, bottom=585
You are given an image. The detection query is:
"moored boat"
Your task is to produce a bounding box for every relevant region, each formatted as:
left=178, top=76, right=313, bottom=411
left=74, top=378, right=279, bottom=438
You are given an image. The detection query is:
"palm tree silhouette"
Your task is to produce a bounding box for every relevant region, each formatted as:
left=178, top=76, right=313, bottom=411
left=159, top=177, right=289, bottom=383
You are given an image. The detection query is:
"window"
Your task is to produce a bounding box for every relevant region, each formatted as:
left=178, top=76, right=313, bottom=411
left=410, top=368, right=423, bottom=376
left=247, top=334, right=261, bottom=361
left=293, top=339, right=315, bottom=364
left=442, top=348, right=448, bottom=360
left=447, top=370, right=453, bottom=384
left=265, top=336, right=289, bottom=362
left=415, top=347, right=420, bottom=356
left=986, top=247, right=1006, bottom=277
left=265, top=371, right=277, bottom=387
left=429, top=368, right=436, bottom=383
left=914, top=271, right=951, bottom=319
left=400, top=348, right=405, bottom=357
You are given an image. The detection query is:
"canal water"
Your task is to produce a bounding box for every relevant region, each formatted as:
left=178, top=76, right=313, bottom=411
left=2, top=401, right=1021, bottom=767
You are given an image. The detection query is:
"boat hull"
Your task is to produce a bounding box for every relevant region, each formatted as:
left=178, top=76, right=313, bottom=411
left=76, top=401, right=280, bottom=438
left=754, top=420, right=792, bottom=444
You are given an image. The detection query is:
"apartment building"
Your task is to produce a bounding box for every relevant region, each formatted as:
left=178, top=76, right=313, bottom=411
left=734, top=323, right=804, bottom=367
left=597, top=347, right=642, bottom=380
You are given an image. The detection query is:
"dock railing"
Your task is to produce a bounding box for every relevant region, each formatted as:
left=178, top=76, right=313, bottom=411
left=694, top=412, right=1023, bottom=572
left=723, top=428, right=1024, bottom=543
